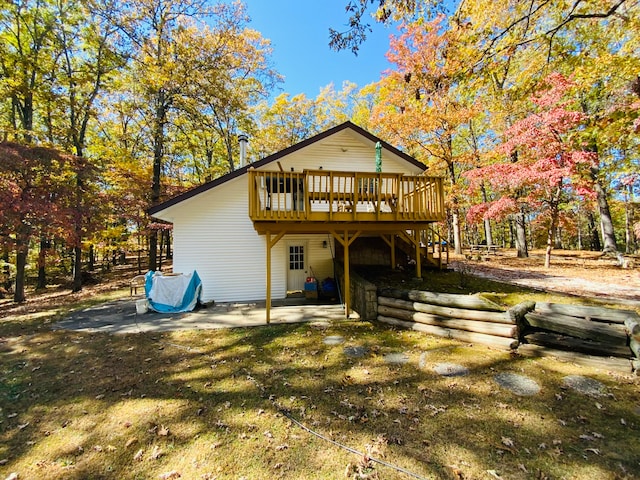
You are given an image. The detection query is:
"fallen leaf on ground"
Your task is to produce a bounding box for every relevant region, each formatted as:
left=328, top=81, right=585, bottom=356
left=158, top=471, right=181, bottom=479
left=151, top=445, right=163, bottom=459
left=501, top=437, right=515, bottom=448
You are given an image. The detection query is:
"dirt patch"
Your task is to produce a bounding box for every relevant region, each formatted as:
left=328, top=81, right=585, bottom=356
left=450, top=249, right=640, bottom=305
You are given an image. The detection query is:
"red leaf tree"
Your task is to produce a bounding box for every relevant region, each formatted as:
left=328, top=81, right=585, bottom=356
left=0, top=142, right=99, bottom=302
left=465, top=73, right=596, bottom=267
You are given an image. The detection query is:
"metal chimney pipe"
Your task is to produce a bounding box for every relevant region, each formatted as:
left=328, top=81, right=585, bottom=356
left=238, top=133, right=248, bottom=168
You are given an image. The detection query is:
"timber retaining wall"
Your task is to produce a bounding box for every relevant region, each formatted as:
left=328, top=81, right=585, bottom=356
left=375, top=287, right=639, bottom=374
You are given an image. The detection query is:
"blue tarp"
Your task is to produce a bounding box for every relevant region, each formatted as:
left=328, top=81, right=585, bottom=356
left=144, top=270, right=202, bottom=313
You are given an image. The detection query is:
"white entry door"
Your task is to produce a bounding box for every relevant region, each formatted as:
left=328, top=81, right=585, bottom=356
left=287, top=242, right=307, bottom=292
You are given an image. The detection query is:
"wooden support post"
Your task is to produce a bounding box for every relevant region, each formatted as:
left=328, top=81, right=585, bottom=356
left=265, top=230, right=286, bottom=324
left=414, top=229, right=422, bottom=279
left=266, top=231, right=271, bottom=324
left=343, top=231, right=350, bottom=318
left=380, top=234, right=396, bottom=269
left=398, top=229, right=422, bottom=276
left=391, top=235, right=396, bottom=269
left=331, top=229, right=361, bottom=318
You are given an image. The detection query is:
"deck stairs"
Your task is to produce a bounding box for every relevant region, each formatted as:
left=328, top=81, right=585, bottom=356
left=395, top=227, right=448, bottom=269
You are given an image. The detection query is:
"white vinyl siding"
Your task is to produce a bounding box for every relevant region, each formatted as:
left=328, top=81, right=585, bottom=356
left=170, top=176, right=281, bottom=302
left=253, top=129, right=423, bottom=175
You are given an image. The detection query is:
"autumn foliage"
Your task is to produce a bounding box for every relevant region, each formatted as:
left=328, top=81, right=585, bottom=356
left=465, top=74, right=595, bottom=222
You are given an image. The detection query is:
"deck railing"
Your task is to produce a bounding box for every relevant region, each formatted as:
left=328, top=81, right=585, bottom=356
left=249, top=169, right=445, bottom=223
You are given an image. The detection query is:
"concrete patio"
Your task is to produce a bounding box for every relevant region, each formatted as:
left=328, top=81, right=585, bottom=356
left=53, top=297, right=348, bottom=334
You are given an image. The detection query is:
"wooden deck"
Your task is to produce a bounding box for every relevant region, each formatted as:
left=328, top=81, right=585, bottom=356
left=248, top=169, right=445, bottom=231
left=248, top=168, right=446, bottom=324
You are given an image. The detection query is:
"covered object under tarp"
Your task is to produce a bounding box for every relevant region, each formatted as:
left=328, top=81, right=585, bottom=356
left=144, top=271, right=202, bottom=313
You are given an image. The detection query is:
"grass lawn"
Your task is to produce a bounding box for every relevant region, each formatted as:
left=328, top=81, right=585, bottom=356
left=1, top=259, right=639, bottom=479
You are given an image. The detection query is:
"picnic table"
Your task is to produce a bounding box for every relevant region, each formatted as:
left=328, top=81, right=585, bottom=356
left=468, top=245, right=500, bottom=255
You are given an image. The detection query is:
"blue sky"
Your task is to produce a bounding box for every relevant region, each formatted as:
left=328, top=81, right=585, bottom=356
left=242, top=0, right=398, bottom=98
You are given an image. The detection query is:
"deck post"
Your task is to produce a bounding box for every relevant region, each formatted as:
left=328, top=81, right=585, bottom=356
left=414, top=229, right=422, bottom=279
left=265, top=230, right=286, bottom=324
left=331, top=230, right=361, bottom=318
left=344, top=231, right=350, bottom=318
left=266, top=231, right=271, bottom=324
left=390, top=235, right=396, bottom=269
left=380, top=234, right=396, bottom=269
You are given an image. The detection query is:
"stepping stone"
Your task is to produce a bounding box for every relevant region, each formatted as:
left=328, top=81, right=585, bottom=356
left=494, top=373, right=540, bottom=396
left=418, top=352, right=429, bottom=369
left=384, top=353, right=409, bottom=365
left=322, top=335, right=345, bottom=345
left=562, top=375, right=606, bottom=397
left=310, top=321, right=331, bottom=328
left=343, top=346, right=368, bottom=357
left=433, top=362, right=469, bottom=377
left=418, top=348, right=456, bottom=370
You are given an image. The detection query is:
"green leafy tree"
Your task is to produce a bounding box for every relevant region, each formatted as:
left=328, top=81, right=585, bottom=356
left=116, top=0, right=276, bottom=270
left=0, top=0, right=57, bottom=142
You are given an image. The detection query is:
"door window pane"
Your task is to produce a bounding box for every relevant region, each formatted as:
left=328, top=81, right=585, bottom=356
left=289, top=245, right=304, bottom=270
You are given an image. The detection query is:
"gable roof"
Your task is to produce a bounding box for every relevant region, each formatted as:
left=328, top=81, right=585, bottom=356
left=148, top=121, right=425, bottom=216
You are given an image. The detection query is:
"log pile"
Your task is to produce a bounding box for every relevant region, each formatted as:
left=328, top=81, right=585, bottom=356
left=376, top=287, right=532, bottom=350
left=519, top=302, right=640, bottom=373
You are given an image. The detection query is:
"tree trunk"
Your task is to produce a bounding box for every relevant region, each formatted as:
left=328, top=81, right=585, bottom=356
left=158, top=228, right=165, bottom=270
left=577, top=214, right=582, bottom=250
left=625, top=185, right=635, bottom=254
left=149, top=230, right=158, bottom=272
left=71, top=166, right=85, bottom=293
left=554, top=227, right=563, bottom=249
left=590, top=159, right=617, bottom=253
left=508, top=220, right=515, bottom=248
left=14, top=238, right=28, bottom=303
left=36, top=238, right=47, bottom=290
left=594, top=176, right=618, bottom=253
left=88, top=244, right=95, bottom=271
left=515, top=210, right=528, bottom=258
left=2, top=248, right=11, bottom=291
left=149, top=88, right=167, bottom=272
left=481, top=183, right=493, bottom=246
left=72, top=246, right=82, bottom=292
left=587, top=210, right=601, bottom=251
left=544, top=185, right=562, bottom=268
left=166, top=230, right=172, bottom=259
left=451, top=207, right=462, bottom=255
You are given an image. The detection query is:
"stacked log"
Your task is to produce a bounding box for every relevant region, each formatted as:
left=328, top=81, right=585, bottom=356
left=376, top=288, right=531, bottom=350
left=519, top=302, right=639, bottom=373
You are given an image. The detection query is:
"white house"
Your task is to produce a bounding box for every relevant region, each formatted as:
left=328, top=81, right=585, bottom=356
left=149, top=122, right=445, bottom=320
